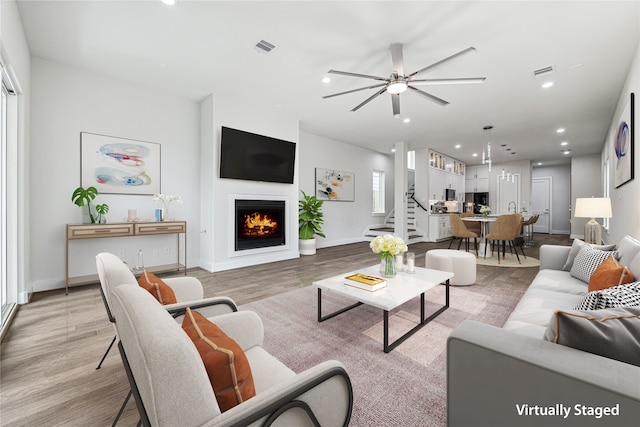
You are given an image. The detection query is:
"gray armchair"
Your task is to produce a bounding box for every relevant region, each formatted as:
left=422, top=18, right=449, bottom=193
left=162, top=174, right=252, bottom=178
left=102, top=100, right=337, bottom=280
left=110, top=285, right=353, bottom=426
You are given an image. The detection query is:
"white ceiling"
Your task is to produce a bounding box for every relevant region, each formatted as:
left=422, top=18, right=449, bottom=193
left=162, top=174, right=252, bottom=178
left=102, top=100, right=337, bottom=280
left=15, top=1, right=640, bottom=166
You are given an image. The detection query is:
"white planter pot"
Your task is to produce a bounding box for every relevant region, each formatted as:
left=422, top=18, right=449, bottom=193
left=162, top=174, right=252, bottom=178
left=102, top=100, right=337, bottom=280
left=299, top=238, right=317, bottom=255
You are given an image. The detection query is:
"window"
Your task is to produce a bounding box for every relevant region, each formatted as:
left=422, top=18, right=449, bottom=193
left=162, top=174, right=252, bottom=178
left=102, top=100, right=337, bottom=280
left=372, top=170, right=385, bottom=214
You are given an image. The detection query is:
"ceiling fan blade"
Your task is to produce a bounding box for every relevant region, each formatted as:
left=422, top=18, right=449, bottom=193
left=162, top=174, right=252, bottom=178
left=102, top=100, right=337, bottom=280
left=328, top=69, right=389, bottom=81
left=407, top=86, right=449, bottom=106
left=390, top=43, right=404, bottom=76
left=408, top=46, right=477, bottom=78
left=410, top=77, right=486, bottom=85
left=351, top=87, right=388, bottom=112
left=391, top=93, right=400, bottom=117
left=322, top=83, right=387, bottom=99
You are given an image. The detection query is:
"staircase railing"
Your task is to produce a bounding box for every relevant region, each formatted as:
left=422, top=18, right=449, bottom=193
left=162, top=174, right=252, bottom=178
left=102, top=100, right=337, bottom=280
left=409, top=193, right=429, bottom=213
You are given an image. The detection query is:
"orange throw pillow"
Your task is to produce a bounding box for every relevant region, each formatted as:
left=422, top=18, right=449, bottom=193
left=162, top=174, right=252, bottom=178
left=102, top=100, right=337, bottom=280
left=137, top=270, right=177, bottom=305
left=182, top=308, right=256, bottom=412
left=588, top=256, right=635, bottom=292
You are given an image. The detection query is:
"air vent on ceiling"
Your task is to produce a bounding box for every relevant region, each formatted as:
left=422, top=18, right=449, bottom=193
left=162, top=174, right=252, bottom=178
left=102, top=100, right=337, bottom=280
left=532, top=65, right=554, bottom=77
left=253, top=40, right=276, bottom=54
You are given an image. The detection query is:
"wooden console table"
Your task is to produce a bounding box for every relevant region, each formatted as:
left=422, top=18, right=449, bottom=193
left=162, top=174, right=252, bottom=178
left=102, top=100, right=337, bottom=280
left=65, top=221, right=187, bottom=294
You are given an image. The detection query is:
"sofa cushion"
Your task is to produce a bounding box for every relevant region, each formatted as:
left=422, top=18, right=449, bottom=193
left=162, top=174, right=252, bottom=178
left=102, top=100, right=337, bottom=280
left=562, top=239, right=616, bottom=271
left=138, top=270, right=177, bottom=305
left=575, top=282, right=640, bottom=310
left=544, top=307, right=640, bottom=367
left=569, top=246, right=618, bottom=283
left=588, top=256, right=635, bottom=292
left=182, top=308, right=256, bottom=412
left=614, top=235, right=640, bottom=267
left=528, top=269, right=588, bottom=295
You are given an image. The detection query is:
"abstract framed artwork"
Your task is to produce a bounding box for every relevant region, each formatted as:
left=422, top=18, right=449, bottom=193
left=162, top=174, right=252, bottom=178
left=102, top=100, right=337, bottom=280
left=614, top=93, right=634, bottom=188
left=315, top=168, right=355, bottom=201
left=81, top=132, right=161, bottom=195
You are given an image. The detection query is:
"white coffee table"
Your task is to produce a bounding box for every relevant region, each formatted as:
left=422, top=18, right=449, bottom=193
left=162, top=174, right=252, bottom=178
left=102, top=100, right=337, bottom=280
left=313, top=265, right=453, bottom=353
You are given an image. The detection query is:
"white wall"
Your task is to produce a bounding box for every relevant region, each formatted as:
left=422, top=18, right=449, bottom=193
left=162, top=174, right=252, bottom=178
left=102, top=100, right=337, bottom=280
left=30, top=57, right=201, bottom=291
left=604, top=41, right=640, bottom=244
left=488, top=160, right=531, bottom=214
left=570, top=154, right=602, bottom=239
left=299, top=131, right=394, bottom=247
left=1, top=0, right=31, bottom=302
left=200, top=94, right=301, bottom=272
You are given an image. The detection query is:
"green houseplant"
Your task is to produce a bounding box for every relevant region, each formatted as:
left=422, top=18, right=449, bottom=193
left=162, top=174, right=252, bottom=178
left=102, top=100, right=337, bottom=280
left=71, top=186, right=99, bottom=223
left=95, top=203, right=110, bottom=224
left=299, top=190, right=325, bottom=255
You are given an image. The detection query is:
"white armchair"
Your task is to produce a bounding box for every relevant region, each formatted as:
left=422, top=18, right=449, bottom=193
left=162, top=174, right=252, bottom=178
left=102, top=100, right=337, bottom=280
left=110, top=285, right=353, bottom=426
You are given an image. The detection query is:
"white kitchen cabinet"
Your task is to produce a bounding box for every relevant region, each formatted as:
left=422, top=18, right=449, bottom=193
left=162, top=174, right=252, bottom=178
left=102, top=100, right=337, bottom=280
left=428, top=214, right=452, bottom=242
left=466, top=165, right=490, bottom=193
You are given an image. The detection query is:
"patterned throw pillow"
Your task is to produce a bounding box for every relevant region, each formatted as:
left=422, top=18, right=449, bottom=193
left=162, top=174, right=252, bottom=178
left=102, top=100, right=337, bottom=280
left=138, top=270, right=177, bottom=305
left=575, top=281, right=640, bottom=310
left=562, top=239, right=616, bottom=271
left=569, top=246, right=619, bottom=283
left=182, top=308, right=256, bottom=412
left=588, top=256, right=635, bottom=292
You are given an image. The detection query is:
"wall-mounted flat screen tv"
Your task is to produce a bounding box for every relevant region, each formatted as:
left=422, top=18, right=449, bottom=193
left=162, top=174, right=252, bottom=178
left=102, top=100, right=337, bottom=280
left=219, top=126, right=296, bottom=184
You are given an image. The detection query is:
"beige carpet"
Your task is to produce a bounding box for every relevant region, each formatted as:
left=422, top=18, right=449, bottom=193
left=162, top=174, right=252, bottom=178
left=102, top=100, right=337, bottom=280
left=475, top=253, right=540, bottom=267
left=241, top=279, right=528, bottom=426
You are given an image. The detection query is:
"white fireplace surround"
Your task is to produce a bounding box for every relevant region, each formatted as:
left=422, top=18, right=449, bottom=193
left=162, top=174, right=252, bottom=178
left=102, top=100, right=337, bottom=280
left=228, top=194, right=291, bottom=258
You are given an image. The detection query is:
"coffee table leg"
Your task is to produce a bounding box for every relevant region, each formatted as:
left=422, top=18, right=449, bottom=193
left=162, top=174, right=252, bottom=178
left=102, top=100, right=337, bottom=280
left=317, top=288, right=363, bottom=322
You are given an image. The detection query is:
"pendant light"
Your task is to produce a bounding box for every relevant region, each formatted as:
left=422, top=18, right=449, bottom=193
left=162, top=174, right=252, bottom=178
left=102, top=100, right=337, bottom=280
left=483, top=125, right=493, bottom=171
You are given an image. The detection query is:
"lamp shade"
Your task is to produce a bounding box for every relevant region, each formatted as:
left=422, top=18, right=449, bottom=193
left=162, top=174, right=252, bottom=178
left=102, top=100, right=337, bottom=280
left=575, top=198, right=612, bottom=218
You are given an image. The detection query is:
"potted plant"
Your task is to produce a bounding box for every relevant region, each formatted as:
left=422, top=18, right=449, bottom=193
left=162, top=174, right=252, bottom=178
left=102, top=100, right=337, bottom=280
left=71, top=186, right=99, bottom=223
left=95, top=203, right=110, bottom=224
left=298, top=190, right=325, bottom=255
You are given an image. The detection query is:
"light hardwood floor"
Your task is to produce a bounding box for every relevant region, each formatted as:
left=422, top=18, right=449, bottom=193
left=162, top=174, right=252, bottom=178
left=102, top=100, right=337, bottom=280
left=0, top=233, right=571, bottom=426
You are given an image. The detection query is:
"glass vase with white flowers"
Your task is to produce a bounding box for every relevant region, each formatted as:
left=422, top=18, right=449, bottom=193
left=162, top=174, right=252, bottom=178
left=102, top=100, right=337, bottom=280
left=479, top=205, right=492, bottom=218
left=152, top=193, right=183, bottom=220
left=370, top=234, right=408, bottom=278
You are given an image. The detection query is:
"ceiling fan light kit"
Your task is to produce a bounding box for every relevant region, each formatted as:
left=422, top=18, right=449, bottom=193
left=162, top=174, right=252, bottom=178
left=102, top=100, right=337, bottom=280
left=323, top=43, right=486, bottom=116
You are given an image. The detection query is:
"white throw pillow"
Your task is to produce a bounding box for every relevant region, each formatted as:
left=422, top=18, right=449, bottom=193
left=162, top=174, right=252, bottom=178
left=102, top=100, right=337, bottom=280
left=574, top=282, right=640, bottom=310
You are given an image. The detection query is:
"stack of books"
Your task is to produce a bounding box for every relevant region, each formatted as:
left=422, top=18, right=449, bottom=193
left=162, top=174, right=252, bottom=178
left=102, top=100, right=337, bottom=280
left=344, top=273, right=387, bottom=291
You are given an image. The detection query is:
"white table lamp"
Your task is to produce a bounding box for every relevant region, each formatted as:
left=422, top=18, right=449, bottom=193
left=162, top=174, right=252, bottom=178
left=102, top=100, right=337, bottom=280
left=575, top=197, right=612, bottom=244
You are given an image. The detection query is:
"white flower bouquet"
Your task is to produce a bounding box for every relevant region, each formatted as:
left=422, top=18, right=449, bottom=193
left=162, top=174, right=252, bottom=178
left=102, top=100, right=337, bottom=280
left=152, top=193, right=183, bottom=218
left=479, top=205, right=491, bottom=216
left=370, top=234, right=408, bottom=260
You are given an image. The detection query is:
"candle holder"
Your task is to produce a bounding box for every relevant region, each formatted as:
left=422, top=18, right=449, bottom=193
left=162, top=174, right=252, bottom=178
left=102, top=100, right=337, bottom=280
left=406, top=252, right=415, bottom=273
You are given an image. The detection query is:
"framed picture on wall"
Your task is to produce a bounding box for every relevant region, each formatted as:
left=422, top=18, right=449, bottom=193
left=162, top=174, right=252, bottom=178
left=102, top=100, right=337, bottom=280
left=614, top=93, right=634, bottom=188
left=315, top=168, right=355, bottom=201
left=81, top=132, right=161, bottom=195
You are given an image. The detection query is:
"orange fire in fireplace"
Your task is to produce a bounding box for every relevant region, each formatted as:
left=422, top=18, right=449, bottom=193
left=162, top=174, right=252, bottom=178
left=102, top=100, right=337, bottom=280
left=242, top=212, right=279, bottom=237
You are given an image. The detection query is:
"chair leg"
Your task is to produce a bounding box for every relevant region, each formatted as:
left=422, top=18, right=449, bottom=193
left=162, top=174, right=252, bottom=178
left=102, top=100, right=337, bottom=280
left=474, top=238, right=478, bottom=257
left=519, top=243, right=527, bottom=259
left=512, top=240, right=522, bottom=264
left=112, top=389, right=133, bottom=427
left=448, top=238, right=454, bottom=249
left=457, top=238, right=463, bottom=250
left=484, top=240, right=488, bottom=259
left=96, top=335, right=117, bottom=370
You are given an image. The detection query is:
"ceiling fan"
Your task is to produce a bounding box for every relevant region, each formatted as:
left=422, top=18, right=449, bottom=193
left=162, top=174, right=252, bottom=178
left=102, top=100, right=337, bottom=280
left=323, top=43, right=486, bottom=117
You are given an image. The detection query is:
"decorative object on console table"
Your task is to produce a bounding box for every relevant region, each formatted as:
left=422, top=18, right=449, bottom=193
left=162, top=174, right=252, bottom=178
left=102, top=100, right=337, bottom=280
left=299, top=190, right=325, bottom=255
left=152, top=193, right=182, bottom=221
left=613, top=92, right=634, bottom=188
left=95, top=203, right=109, bottom=224
left=80, top=132, right=161, bottom=195
left=71, top=185, right=98, bottom=224
left=370, top=234, right=408, bottom=278
left=315, top=168, right=355, bottom=201
left=575, top=197, right=612, bottom=245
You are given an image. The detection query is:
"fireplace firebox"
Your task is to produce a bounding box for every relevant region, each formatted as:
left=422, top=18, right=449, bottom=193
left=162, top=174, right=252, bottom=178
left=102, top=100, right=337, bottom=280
left=235, top=199, right=286, bottom=251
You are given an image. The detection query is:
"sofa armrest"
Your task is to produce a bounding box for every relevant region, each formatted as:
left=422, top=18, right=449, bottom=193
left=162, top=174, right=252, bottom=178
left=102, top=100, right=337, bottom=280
left=163, top=276, right=204, bottom=301
left=447, top=320, right=640, bottom=427
left=206, top=360, right=353, bottom=427
left=539, top=244, right=571, bottom=270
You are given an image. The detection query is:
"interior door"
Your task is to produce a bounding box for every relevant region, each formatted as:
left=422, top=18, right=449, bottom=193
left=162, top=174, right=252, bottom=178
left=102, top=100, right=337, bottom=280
left=531, top=177, right=551, bottom=233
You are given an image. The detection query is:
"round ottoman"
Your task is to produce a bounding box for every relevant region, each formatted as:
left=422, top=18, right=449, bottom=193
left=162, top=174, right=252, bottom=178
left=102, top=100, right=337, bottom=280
left=425, top=249, right=476, bottom=286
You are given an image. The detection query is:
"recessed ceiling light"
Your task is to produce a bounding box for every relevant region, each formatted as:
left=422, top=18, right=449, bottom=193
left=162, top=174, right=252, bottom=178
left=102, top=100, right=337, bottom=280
left=391, top=148, right=396, bottom=153
left=403, top=118, right=411, bottom=123
left=322, top=76, right=331, bottom=84
left=542, top=81, right=554, bottom=88
left=472, top=153, right=478, bottom=157
left=161, top=0, right=176, bottom=5
left=560, top=141, right=569, bottom=146
left=455, top=144, right=461, bottom=149
left=537, top=162, right=543, bottom=166
left=557, top=128, right=565, bottom=133
left=563, top=149, right=571, bottom=155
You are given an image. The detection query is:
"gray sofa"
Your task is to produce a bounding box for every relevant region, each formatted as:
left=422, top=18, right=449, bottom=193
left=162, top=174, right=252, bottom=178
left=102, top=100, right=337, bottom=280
left=447, top=236, right=640, bottom=427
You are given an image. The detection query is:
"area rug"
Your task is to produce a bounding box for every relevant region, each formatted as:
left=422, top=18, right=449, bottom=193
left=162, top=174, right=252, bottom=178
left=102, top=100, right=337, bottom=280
left=240, top=280, right=528, bottom=426
left=475, top=254, right=540, bottom=268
